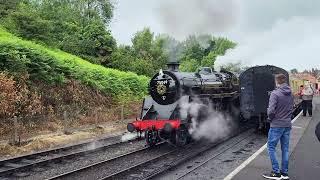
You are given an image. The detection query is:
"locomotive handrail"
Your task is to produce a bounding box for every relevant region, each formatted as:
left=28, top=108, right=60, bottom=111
left=180, top=77, right=202, bottom=87
left=200, top=78, right=224, bottom=92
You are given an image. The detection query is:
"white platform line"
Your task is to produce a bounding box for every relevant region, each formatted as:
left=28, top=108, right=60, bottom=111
left=223, top=111, right=302, bottom=180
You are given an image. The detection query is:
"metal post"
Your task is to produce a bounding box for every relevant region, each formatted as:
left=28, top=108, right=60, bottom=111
left=95, top=110, right=98, bottom=128
left=13, top=116, right=18, bottom=144
left=121, top=105, right=124, bottom=121
left=63, top=111, right=67, bottom=133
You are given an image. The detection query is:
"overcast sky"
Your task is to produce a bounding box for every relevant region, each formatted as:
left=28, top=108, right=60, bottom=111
left=111, top=0, right=320, bottom=71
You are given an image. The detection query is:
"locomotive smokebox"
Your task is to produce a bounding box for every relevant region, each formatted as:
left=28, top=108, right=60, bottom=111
left=167, top=62, right=180, bottom=72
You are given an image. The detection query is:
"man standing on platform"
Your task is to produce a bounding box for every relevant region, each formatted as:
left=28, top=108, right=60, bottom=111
left=263, top=74, right=294, bottom=180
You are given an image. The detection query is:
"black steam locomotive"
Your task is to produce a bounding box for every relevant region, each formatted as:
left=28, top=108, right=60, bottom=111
left=127, top=62, right=240, bottom=146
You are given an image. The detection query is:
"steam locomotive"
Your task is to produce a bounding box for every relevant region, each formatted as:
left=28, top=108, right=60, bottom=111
left=127, top=62, right=240, bottom=146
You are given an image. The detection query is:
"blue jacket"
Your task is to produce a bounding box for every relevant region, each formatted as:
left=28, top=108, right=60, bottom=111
left=267, top=83, right=294, bottom=128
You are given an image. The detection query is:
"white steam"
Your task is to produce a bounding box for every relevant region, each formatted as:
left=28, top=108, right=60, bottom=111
left=157, top=0, right=240, bottom=40
left=216, top=16, right=320, bottom=71
left=191, top=112, right=233, bottom=142
left=155, top=0, right=320, bottom=71
left=86, top=141, right=102, bottom=151
left=121, top=132, right=138, bottom=142
left=179, top=98, right=235, bottom=142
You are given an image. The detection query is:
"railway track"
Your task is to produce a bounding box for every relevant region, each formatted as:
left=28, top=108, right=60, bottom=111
left=102, top=128, right=256, bottom=180
left=0, top=133, right=139, bottom=178
left=46, top=142, right=174, bottom=180
left=46, top=124, right=254, bottom=180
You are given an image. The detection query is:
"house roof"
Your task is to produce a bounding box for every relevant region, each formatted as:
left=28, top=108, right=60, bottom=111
left=291, top=73, right=318, bottom=83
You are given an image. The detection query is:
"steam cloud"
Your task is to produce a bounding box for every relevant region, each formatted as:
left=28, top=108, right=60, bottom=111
left=155, top=0, right=320, bottom=71
left=179, top=98, right=236, bottom=142
left=121, top=132, right=139, bottom=142
left=157, top=0, right=240, bottom=40
left=216, top=16, right=320, bottom=71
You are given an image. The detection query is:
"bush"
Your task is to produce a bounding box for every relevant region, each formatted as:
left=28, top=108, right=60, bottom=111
left=0, top=73, right=17, bottom=117
left=0, top=27, right=149, bottom=101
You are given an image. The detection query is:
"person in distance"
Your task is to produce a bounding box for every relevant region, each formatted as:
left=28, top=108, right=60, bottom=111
left=300, top=82, right=315, bottom=117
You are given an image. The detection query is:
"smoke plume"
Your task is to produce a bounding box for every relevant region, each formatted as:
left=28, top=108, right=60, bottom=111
left=157, top=0, right=240, bottom=40
left=155, top=0, right=320, bottom=71
left=216, top=17, right=320, bottom=71
left=179, top=98, right=236, bottom=142
left=121, top=132, right=139, bottom=142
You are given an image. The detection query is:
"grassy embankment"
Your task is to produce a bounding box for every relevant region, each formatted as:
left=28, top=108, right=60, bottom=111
left=0, top=27, right=149, bottom=150
left=0, top=27, right=149, bottom=101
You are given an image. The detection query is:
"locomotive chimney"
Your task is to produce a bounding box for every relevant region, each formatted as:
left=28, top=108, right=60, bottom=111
left=167, top=62, right=180, bottom=72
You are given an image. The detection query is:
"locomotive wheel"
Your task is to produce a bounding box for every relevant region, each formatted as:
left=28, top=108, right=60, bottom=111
left=175, top=127, right=189, bottom=146
left=146, top=130, right=160, bottom=147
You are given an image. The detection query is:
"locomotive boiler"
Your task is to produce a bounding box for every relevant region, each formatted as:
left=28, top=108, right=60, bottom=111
left=127, top=62, right=240, bottom=146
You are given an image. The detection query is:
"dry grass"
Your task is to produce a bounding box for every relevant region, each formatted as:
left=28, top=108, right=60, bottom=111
left=0, top=101, right=141, bottom=158
left=0, top=123, right=126, bottom=159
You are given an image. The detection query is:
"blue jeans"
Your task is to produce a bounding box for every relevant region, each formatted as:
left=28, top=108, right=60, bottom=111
left=267, top=127, right=291, bottom=174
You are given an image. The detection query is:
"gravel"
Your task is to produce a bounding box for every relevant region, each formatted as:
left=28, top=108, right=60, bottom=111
left=53, top=143, right=175, bottom=180
left=14, top=140, right=147, bottom=180
left=154, top=131, right=267, bottom=180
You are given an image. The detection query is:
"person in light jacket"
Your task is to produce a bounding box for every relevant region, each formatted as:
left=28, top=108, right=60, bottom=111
left=263, top=74, right=294, bottom=180
left=301, top=82, right=314, bottom=117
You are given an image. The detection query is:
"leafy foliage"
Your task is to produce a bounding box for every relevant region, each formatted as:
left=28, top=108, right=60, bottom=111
left=1, top=0, right=116, bottom=65
left=0, top=28, right=148, bottom=101
left=109, top=28, right=168, bottom=77
left=220, top=62, right=250, bottom=74
left=166, top=35, right=236, bottom=72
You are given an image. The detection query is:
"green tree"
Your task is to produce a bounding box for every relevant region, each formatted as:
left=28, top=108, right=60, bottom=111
left=127, top=28, right=168, bottom=76
left=131, top=59, right=154, bottom=76
left=0, top=0, right=21, bottom=17
left=180, top=59, right=199, bottom=72
left=178, top=35, right=236, bottom=69
left=181, top=36, right=205, bottom=63
left=220, top=62, right=249, bottom=73
left=109, top=45, right=136, bottom=72
left=214, top=37, right=236, bottom=56
left=80, top=21, right=116, bottom=64
left=2, top=2, right=52, bottom=43
left=1, top=0, right=115, bottom=65
left=201, top=51, right=217, bottom=67
left=132, top=28, right=154, bottom=59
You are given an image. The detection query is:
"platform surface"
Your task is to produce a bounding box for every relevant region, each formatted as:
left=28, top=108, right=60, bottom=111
left=229, top=97, right=320, bottom=180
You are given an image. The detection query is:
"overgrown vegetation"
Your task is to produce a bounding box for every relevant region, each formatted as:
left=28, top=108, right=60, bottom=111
left=0, top=27, right=148, bottom=119
left=1, top=0, right=116, bottom=65
left=0, top=27, right=148, bottom=98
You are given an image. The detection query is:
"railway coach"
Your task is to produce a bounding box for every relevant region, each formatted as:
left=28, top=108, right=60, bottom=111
left=239, top=65, right=301, bottom=131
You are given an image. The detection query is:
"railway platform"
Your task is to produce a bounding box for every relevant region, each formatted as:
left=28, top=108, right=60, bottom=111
left=226, top=97, right=320, bottom=180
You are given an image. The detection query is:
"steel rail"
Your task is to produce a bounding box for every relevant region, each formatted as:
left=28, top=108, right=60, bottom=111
left=99, top=126, right=255, bottom=180
left=0, top=134, right=138, bottom=178
left=46, top=142, right=167, bottom=180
